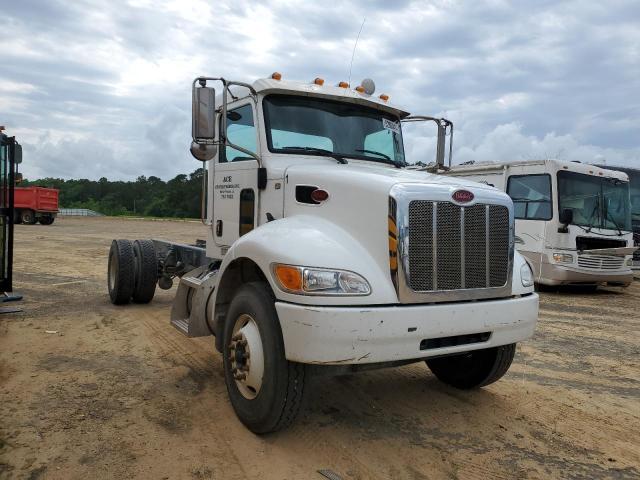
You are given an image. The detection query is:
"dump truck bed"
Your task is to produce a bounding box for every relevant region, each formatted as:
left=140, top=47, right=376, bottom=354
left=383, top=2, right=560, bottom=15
left=15, top=186, right=59, bottom=213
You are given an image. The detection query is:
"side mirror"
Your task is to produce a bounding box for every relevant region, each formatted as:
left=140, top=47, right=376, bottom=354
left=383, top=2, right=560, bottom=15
left=435, top=121, right=446, bottom=168
left=558, top=208, right=573, bottom=233
left=14, top=143, right=22, bottom=164
left=191, top=83, right=217, bottom=161
left=559, top=208, right=573, bottom=225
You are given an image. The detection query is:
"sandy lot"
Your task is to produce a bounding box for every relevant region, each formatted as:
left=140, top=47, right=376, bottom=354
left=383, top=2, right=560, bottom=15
left=1, top=216, right=639, bottom=479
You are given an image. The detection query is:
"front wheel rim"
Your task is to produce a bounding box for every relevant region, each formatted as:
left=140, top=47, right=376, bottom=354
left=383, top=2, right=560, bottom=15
left=229, top=313, right=264, bottom=400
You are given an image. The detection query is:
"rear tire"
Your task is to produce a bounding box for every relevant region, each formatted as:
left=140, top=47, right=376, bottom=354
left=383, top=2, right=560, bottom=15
left=108, top=239, right=135, bottom=305
left=132, top=240, right=157, bottom=303
left=223, top=282, right=306, bottom=434
left=38, top=215, right=54, bottom=225
left=13, top=210, right=22, bottom=224
left=21, top=209, right=36, bottom=225
left=426, top=343, right=516, bottom=389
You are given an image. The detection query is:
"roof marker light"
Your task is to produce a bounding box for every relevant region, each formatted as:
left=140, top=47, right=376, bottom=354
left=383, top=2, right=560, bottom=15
left=338, top=81, right=349, bottom=88
left=379, top=94, right=389, bottom=101
left=313, top=77, right=324, bottom=86
left=271, top=72, right=282, bottom=80
left=355, top=85, right=365, bottom=93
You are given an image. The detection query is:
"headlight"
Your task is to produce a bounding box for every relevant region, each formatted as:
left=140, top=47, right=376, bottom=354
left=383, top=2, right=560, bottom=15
left=552, top=253, right=574, bottom=264
left=520, top=262, right=534, bottom=287
left=272, top=264, right=371, bottom=295
left=627, top=258, right=634, bottom=267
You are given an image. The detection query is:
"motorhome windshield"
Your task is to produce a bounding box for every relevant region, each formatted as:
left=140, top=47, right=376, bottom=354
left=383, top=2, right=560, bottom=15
left=628, top=170, right=640, bottom=228
left=263, top=94, right=406, bottom=166
left=557, top=171, right=631, bottom=232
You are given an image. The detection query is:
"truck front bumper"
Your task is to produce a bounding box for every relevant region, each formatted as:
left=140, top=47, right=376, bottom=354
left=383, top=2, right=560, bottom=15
left=275, top=293, right=538, bottom=365
left=539, top=263, right=633, bottom=286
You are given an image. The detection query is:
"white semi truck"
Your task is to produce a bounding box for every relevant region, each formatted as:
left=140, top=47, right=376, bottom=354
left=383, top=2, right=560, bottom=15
left=443, top=160, right=635, bottom=288
left=107, top=73, right=539, bottom=433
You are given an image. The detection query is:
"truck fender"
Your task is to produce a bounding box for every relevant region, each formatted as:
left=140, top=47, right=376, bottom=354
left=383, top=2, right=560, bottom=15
left=210, top=214, right=398, bottom=347
left=512, top=250, right=536, bottom=296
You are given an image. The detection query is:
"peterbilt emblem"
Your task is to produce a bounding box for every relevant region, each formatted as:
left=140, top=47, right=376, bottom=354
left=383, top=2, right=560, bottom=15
left=452, top=190, right=474, bottom=203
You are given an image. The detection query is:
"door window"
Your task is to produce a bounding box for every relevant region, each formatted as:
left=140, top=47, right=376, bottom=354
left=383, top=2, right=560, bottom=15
left=222, top=104, right=257, bottom=162
left=239, top=189, right=255, bottom=236
left=507, top=174, right=552, bottom=220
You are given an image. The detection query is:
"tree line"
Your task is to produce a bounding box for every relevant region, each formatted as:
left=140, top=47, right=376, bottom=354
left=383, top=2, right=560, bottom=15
left=22, top=168, right=205, bottom=218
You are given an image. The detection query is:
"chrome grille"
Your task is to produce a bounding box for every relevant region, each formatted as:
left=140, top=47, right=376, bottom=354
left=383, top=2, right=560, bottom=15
left=464, top=204, right=487, bottom=288
left=408, top=202, right=433, bottom=290
left=436, top=203, right=462, bottom=290
left=489, top=205, right=510, bottom=286
left=577, top=255, right=625, bottom=270
left=408, top=201, right=510, bottom=291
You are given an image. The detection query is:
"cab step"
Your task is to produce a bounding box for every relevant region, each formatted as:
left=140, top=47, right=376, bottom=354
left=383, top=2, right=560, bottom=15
left=170, top=317, right=189, bottom=335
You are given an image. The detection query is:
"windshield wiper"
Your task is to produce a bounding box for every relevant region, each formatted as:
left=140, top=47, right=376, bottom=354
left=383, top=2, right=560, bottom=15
left=355, top=149, right=391, bottom=160
left=281, top=146, right=347, bottom=164
left=354, top=149, right=404, bottom=168
left=584, top=196, right=600, bottom=233
left=604, top=206, right=624, bottom=235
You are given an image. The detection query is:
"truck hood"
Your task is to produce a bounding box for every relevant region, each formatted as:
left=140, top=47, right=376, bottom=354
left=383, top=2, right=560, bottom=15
left=282, top=160, right=511, bottom=300
left=284, top=160, right=500, bottom=194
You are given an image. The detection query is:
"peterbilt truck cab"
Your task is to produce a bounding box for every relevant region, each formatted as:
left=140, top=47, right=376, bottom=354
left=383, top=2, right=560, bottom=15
left=107, top=73, right=539, bottom=433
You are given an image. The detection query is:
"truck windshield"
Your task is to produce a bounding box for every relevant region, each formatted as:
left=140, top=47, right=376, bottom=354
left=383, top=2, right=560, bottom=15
left=263, top=94, right=406, bottom=166
left=557, top=171, right=631, bottom=232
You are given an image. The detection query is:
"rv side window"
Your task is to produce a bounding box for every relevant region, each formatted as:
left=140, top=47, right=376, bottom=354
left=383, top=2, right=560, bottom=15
left=507, top=174, right=552, bottom=220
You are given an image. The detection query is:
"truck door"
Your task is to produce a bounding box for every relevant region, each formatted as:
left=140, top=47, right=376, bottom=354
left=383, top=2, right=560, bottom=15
left=213, top=102, right=259, bottom=247
left=0, top=133, right=16, bottom=293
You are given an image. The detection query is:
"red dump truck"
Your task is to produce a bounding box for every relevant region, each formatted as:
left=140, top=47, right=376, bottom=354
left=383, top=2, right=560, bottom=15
left=14, top=186, right=59, bottom=225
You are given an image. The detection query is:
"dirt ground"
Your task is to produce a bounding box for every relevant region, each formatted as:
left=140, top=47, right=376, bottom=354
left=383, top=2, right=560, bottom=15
left=0, top=216, right=639, bottom=480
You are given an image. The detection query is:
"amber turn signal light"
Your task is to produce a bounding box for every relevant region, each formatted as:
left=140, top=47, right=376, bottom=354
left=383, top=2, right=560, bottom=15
left=314, top=77, right=325, bottom=86
left=271, top=72, right=282, bottom=80
left=379, top=94, right=389, bottom=101
left=338, top=81, right=349, bottom=88
left=273, top=264, right=302, bottom=292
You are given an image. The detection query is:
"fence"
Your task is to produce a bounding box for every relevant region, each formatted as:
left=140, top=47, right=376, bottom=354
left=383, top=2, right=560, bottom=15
left=58, top=208, right=104, bottom=217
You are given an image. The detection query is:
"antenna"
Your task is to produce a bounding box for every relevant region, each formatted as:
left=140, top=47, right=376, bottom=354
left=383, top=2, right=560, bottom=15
left=348, top=17, right=366, bottom=87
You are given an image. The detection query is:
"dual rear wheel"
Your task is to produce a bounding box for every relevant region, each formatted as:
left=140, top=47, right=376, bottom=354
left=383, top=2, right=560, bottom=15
left=108, top=239, right=158, bottom=305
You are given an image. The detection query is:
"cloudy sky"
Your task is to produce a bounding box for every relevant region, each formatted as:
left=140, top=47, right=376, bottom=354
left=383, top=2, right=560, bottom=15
left=1, top=0, right=639, bottom=180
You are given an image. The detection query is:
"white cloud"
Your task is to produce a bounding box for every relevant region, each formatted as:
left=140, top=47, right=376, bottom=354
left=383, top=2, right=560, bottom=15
left=1, top=0, right=639, bottom=179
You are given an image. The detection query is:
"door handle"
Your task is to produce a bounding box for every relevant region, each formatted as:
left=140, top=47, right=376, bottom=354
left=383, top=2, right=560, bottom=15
left=216, top=220, right=223, bottom=237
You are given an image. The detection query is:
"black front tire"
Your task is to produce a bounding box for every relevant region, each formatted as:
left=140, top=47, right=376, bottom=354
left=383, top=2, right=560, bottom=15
left=108, top=239, right=135, bottom=305
left=132, top=240, right=157, bottom=303
left=223, top=282, right=306, bottom=434
left=426, top=343, right=516, bottom=389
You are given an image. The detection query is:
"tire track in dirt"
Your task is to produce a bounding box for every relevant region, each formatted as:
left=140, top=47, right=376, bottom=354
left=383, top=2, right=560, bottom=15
left=142, top=311, right=339, bottom=479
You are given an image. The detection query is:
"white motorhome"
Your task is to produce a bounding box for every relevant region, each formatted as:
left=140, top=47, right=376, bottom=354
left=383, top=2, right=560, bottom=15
left=107, top=74, right=538, bottom=433
left=593, top=165, right=640, bottom=272
left=444, top=160, right=635, bottom=287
